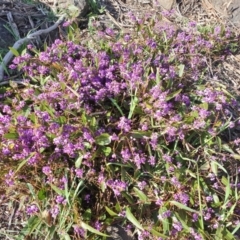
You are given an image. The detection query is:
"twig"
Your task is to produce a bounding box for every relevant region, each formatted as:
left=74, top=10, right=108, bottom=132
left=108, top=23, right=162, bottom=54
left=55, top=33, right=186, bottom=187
left=0, top=79, right=25, bottom=86
left=0, top=14, right=66, bottom=82
left=28, top=15, right=41, bottom=46
left=7, top=12, right=20, bottom=39
left=104, top=9, right=132, bottom=29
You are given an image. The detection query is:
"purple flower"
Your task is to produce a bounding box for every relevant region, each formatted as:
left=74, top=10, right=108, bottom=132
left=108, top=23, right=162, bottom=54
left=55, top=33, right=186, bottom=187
left=42, top=166, right=52, bottom=175
left=192, top=213, right=199, bottom=222
left=137, top=181, right=147, bottom=190
left=150, top=133, right=158, bottom=150
left=229, top=121, right=235, bottom=128
left=5, top=170, right=15, bottom=186
left=73, top=225, right=85, bottom=238
left=118, top=211, right=126, bottom=217
left=94, top=220, right=102, bottom=230
left=75, top=168, right=83, bottom=178
left=174, top=192, right=189, bottom=205
left=148, top=156, right=156, bottom=166
left=206, top=195, right=213, bottom=202
left=84, top=194, right=91, bottom=203
left=117, top=117, right=132, bottom=132
left=163, top=154, right=172, bottom=163
left=105, top=28, right=115, bottom=36
left=133, top=153, right=146, bottom=169
left=138, top=230, right=150, bottom=240
left=121, top=148, right=131, bottom=162
left=156, top=198, right=163, bottom=206
left=124, top=34, right=131, bottom=42
left=63, top=21, right=72, bottom=27
left=107, top=179, right=127, bottom=196
left=26, top=204, right=39, bottom=215
left=204, top=212, right=211, bottom=221
left=190, top=228, right=203, bottom=240
left=50, top=205, right=60, bottom=218
left=214, top=26, right=221, bottom=36
left=172, top=221, right=182, bottom=232
left=55, top=195, right=66, bottom=205
left=171, top=177, right=181, bottom=188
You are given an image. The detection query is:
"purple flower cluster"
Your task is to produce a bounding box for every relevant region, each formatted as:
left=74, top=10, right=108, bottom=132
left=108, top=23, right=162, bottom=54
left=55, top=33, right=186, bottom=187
left=0, top=12, right=240, bottom=239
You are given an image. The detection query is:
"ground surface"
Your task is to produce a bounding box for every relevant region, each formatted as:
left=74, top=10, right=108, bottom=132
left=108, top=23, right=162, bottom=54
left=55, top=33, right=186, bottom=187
left=0, top=0, right=240, bottom=239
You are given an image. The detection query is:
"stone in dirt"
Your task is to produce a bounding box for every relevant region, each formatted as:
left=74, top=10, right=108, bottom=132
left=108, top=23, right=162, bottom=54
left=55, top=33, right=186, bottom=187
left=156, top=0, right=175, bottom=10
left=106, top=224, right=135, bottom=240
left=52, top=0, right=89, bottom=18
left=209, top=0, right=240, bottom=26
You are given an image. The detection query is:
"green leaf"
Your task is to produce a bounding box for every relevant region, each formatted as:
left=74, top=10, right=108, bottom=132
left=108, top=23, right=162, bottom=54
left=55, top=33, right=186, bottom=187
left=200, top=102, right=208, bottom=110
left=105, top=206, right=118, bottom=216
left=102, top=146, right=112, bottom=156
left=211, top=161, right=228, bottom=174
left=63, top=233, right=71, bottom=240
left=27, top=183, right=36, bottom=199
left=65, top=84, right=80, bottom=97
left=95, top=133, right=111, bottom=146
left=216, top=136, right=222, bottom=152
left=150, top=228, right=167, bottom=238
left=15, top=153, right=34, bottom=174
left=185, top=169, right=196, bottom=178
left=232, top=221, right=240, bottom=235
left=100, top=181, right=106, bottom=192
left=211, top=161, right=218, bottom=175
left=3, top=132, right=19, bottom=139
left=166, top=89, right=182, bottom=101
left=17, top=215, right=40, bottom=238
left=222, top=176, right=231, bottom=203
left=175, top=211, right=189, bottom=230
left=81, top=112, right=87, bottom=124
left=156, top=67, right=161, bottom=84
left=231, top=154, right=240, bottom=160
left=126, top=207, right=144, bottom=230
left=9, top=47, right=19, bottom=56
left=9, top=80, right=18, bottom=89
left=222, top=227, right=236, bottom=240
left=80, top=221, right=109, bottom=237
left=222, top=144, right=234, bottom=154
left=178, top=64, right=185, bottom=77
left=129, top=131, right=152, bottom=139
left=67, top=4, right=80, bottom=18
left=107, top=162, right=132, bottom=168
left=75, top=154, right=83, bottom=168
left=109, top=98, right=124, bottom=116
left=133, top=187, right=150, bottom=204
left=38, top=188, right=47, bottom=200
left=122, top=192, right=135, bottom=204
left=50, top=184, right=65, bottom=196
left=170, top=201, right=199, bottom=213
left=57, top=116, right=67, bottom=124
left=212, top=193, right=220, bottom=204
left=158, top=207, right=170, bottom=234
left=83, top=209, right=92, bottom=221
left=128, top=95, right=138, bottom=119
left=90, top=117, right=97, bottom=128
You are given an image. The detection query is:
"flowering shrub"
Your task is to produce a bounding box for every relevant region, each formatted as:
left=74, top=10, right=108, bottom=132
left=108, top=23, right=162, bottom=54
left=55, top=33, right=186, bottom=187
left=1, top=14, right=240, bottom=239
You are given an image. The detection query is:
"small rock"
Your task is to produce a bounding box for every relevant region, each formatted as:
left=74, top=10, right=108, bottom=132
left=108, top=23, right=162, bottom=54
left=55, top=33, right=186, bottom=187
left=106, top=225, right=135, bottom=240
left=156, top=0, right=175, bottom=10
left=208, top=0, right=240, bottom=26
left=53, top=0, right=89, bottom=18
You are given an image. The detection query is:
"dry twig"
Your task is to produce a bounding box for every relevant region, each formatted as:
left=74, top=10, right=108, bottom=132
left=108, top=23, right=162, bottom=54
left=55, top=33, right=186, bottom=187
left=7, top=12, right=20, bottom=39
left=0, top=14, right=65, bottom=82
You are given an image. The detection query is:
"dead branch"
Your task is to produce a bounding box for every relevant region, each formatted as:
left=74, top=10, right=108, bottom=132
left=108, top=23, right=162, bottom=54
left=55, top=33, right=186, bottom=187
left=0, top=14, right=66, bottom=82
